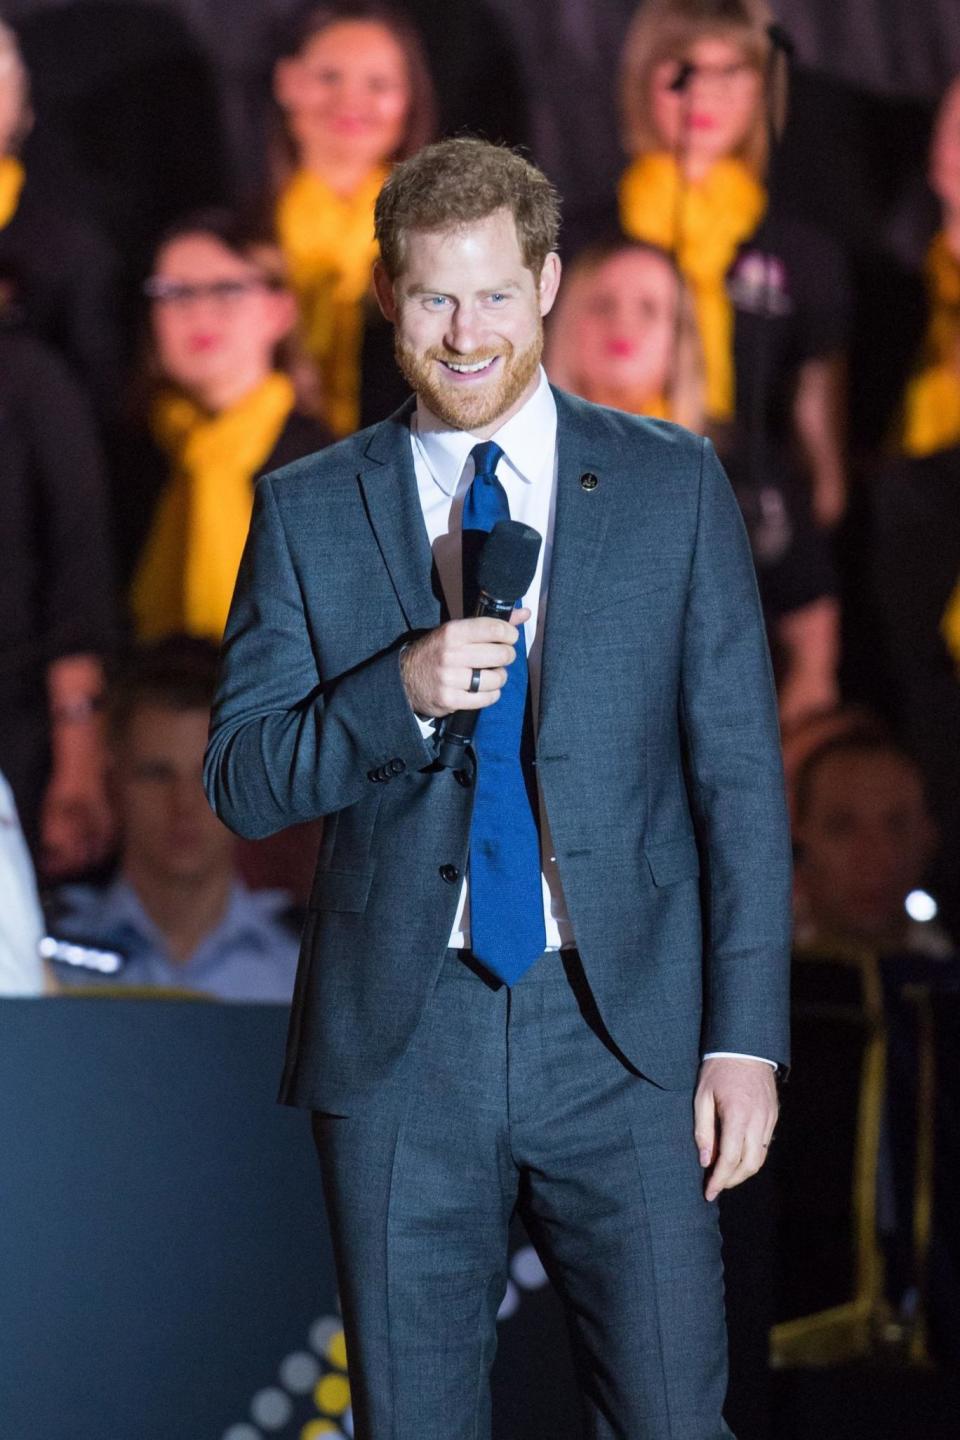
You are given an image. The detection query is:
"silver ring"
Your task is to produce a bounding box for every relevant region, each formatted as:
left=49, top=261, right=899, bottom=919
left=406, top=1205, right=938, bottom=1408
left=468, top=668, right=482, bottom=694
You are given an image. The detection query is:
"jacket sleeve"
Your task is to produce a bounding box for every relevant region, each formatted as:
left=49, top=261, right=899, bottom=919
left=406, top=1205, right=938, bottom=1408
left=680, top=438, right=793, bottom=1069
left=203, top=475, right=435, bottom=839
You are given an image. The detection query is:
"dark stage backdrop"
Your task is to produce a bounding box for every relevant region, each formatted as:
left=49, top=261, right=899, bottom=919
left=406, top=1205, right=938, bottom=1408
left=0, top=998, right=772, bottom=1440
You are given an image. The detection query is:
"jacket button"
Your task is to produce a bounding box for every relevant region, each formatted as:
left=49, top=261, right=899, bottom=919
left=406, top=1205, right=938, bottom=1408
left=579, top=471, right=599, bottom=491
left=367, top=769, right=381, bottom=782
left=439, top=864, right=460, bottom=884
left=389, top=757, right=406, bottom=775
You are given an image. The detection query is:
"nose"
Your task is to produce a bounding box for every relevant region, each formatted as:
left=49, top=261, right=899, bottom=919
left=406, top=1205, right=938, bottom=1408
left=445, top=302, right=482, bottom=354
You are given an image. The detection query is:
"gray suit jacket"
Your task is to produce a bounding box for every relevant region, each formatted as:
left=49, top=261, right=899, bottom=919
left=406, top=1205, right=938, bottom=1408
left=203, top=388, right=792, bottom=1112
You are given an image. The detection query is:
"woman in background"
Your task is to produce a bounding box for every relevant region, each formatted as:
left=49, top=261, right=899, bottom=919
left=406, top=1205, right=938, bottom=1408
left=547, top=238, right=839, bottom=726
left=115, top=209, right=330, bottom=643
left=0, top=20, right=120, bottom=426
left=618, top=0, right=850, bottom=528
left=271, top=0, right=436, bottom=436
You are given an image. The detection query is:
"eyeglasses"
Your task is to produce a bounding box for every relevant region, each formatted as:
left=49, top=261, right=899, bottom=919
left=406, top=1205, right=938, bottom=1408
left=660, top=58, right=759, bottom=92
left=143, top=276, right=278, bottom=307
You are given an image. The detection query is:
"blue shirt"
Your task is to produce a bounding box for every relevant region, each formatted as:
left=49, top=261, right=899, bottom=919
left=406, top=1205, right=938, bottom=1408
left=48, top=876, right=300, bottom=1003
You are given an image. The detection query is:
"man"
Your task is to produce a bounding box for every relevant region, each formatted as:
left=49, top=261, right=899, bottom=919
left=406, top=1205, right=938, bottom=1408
left=51, top=637, right=298, bottom=1001
left=794, top=731, right=951, bottom=959
left=204, top=138, right=792, bottom=1438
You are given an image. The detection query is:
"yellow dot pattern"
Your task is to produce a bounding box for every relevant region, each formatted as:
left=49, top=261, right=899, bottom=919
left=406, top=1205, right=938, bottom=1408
left=326, top=1329, right=348, bottom=1371
left=301, top=1423, right=339, bottom=1439
left=314, top=1373, right=351, bottom=1415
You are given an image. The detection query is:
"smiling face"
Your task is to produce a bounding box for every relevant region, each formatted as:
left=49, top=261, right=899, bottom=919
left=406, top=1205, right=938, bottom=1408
left=650, top=35, right=762, bottom=172
left=149, top=232, right=295, bottom=406
left=569, top=248, right=680, bottom=404
left=375, top=206, right=561, bottom=435
left=274, top=19, right=412, bottom=172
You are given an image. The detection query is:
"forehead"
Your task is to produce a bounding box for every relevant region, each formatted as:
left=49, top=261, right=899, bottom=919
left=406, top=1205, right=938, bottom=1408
left=591, top=249, right=676, bottom=293
left=154, top=233, right=254, bottom=277
left=397, top=208, right=528, bottom=282
left=122, top=704, right=210, bottom=756
left=300, top=20, right=407, bottom=70
left=807, top=751, right=925, bottom=815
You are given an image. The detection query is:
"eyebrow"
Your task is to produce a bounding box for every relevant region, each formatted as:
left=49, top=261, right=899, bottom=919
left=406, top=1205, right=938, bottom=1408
left=406, top=280, right=522, bottom=296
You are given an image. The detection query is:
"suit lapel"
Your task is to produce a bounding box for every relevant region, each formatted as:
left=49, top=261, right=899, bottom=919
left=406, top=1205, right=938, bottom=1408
left=358, top=402, right=443, bottom=633
left=538, top=390, right=612, bottom=734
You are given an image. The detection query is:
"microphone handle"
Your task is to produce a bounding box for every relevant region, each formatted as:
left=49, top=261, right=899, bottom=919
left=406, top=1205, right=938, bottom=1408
left=436, top=592, right=517, bottom=771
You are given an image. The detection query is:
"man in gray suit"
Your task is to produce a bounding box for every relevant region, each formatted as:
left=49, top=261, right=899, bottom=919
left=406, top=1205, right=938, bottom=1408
left=204, top=137, right=792, bottom=1439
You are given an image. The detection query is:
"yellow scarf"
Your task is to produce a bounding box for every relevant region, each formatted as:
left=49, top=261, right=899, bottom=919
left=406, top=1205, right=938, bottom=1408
left=0, top=155, right=25, bottom=229
left=276, top=165, right=388, bottom=437
left=131, top=373, right=295, bottom=640
left=619, top=152, right=766, bottom=422
left=901, top=233, right=960, bottom=458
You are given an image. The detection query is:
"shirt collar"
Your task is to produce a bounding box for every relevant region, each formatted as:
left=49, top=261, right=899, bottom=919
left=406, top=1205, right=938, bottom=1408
left=72, top=874, right=268, bottom=958
left=412, top=367, right=557, bottom=497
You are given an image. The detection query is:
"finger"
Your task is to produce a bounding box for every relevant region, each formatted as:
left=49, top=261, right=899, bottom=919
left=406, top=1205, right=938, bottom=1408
left=723, top=1130, right=768, bottom=1193
left=704, top=1124, right=747, bottom=1202
left=693, top=1086, right=717, bottom=1169
left=459, top=666, right=508, bottom=694
left=452, top=642, right=518, bottom=670
left=454, top=616, right=524, bottom=644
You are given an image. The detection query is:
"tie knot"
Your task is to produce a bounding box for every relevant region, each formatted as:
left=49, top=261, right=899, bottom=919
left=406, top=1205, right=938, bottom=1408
left=470, top=440, right=504, bottom=480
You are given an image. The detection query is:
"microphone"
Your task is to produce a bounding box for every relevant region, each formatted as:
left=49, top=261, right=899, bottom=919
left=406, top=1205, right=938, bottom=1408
left=669, top=60, right=696, bottom=93
left=436, top=518, right=542, bottom=771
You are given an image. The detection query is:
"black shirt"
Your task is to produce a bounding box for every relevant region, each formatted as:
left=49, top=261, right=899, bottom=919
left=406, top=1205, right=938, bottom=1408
left=0, top=328, right=116, bottom=705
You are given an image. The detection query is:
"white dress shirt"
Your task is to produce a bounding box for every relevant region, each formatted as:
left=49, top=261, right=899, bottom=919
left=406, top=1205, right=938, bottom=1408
left=409, top=371, right=774, bottom=1068
left=411, top=369, right=572, bottom=951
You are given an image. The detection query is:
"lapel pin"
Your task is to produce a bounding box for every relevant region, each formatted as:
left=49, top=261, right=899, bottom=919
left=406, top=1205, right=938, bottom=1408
left=579, top=472, right=599, bottom=491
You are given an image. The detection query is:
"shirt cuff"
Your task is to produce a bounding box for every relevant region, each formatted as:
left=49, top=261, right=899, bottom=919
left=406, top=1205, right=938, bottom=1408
left=702, top=1051, right=778, bottom=1069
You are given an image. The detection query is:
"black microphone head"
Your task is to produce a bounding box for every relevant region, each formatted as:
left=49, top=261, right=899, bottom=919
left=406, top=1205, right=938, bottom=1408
left=477, top=519, right=542, bottom=604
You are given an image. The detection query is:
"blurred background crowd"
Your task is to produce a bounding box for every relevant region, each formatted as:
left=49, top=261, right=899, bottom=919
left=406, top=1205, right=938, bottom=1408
left=1, top=0, right=960, bottom=1400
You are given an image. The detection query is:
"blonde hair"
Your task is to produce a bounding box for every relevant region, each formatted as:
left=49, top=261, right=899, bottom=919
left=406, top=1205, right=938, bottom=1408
left=546, top=240, right=706, bottom=432
left=375, top=136, right=560, bottom=280
left=620, top=0, right=785, bottom=177
left=0, top=21, right=33, bottom=154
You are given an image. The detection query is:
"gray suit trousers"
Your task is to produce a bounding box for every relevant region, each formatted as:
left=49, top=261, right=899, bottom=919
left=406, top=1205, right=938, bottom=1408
left=312, top=949, right=734, bottom=1440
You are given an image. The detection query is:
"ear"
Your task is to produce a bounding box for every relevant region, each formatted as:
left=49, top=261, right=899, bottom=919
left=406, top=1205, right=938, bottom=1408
left=273, top=57, right=302, bottom=111
left=373, top=260, right=397, bottom=323
left=537, top=252, right=562, bottom=319
left=266, top=288, right=299, bottom=344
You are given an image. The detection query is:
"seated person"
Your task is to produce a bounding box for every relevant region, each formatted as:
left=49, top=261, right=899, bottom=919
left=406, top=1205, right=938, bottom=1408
left=48, top=638, right=300, bottom=1001
left=113, top=208, right=330, bottom=642
left=793, top=731, right=953, bottom=961
left=545, top=237, right=839, bottom=726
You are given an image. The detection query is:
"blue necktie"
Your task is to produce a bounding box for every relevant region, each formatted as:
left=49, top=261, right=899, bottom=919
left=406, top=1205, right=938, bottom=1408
left=462, top=441, right=546, bottom=985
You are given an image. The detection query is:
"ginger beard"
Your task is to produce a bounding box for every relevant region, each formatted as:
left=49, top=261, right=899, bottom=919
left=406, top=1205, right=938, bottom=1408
left=394, top=323, right=544, bottom=430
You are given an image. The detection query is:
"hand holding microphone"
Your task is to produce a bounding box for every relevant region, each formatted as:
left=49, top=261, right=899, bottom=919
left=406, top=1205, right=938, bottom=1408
left=399, top=520, right=542, bottom=749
